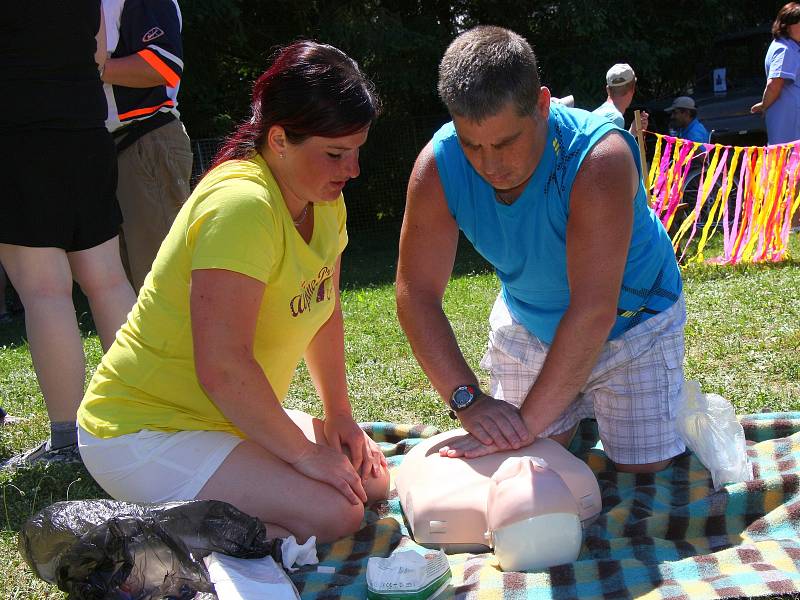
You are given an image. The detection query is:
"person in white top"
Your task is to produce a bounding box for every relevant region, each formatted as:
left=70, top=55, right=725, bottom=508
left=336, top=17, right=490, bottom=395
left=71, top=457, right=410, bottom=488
left=592, top=63, right=648, bottom=135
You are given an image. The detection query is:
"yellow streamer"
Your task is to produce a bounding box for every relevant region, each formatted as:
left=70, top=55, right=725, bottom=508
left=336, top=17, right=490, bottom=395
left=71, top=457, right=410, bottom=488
left=647, top=135, right=799, bottom=265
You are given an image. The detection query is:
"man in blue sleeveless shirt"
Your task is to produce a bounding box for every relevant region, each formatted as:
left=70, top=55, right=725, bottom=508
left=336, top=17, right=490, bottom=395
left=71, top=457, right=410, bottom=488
left=396, top=26, right=686, bottom=473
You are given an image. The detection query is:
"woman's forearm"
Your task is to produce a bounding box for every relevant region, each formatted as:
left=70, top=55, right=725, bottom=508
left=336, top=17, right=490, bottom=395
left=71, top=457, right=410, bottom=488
left=191, top=269, right=314, bottom=462
left=305, top=306, right=351, bottom=417
left=197, top=353, right=312, bottom=462
left=304, top=256, right=352, bottom=418
left=759, top=78, right=786, bottom=112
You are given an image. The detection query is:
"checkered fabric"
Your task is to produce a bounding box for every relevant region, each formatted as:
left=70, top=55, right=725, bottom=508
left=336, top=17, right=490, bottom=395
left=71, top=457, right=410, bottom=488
left=481, top=295, right=687, bottom=465
left=290, top=414, right=800, bottom=600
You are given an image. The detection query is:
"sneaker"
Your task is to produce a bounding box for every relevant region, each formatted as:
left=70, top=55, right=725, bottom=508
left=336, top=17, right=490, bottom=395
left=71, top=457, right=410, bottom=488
left=2, top=439, right=82, bottom=469
left=0, top=413, right=24, bottom=426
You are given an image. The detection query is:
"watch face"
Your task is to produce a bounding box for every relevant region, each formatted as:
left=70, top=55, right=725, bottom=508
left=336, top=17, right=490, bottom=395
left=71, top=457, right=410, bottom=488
left=451, top=385, right=477, bottom=409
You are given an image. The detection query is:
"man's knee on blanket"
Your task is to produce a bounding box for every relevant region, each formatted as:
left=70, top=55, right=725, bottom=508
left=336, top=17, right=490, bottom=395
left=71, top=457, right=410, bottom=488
left=549, top=424, right=675, bottom=473
left=614, top=457, right=674, bottom=473
left=548, top=425, right=578, bottom=449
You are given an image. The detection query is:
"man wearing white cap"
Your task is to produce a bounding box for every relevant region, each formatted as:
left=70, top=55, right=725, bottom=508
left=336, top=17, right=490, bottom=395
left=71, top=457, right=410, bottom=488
left=592, top=63, right=648, bottom=134
left=665, top=96, right=710, bottom=143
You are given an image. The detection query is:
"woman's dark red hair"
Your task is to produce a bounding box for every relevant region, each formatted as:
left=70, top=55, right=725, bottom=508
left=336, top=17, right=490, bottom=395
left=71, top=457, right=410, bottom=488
left=212, top=41, right=380, bottom=168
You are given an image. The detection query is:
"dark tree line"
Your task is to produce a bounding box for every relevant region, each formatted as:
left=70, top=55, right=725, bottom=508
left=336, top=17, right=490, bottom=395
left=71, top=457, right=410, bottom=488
left=176, top=2, right=786, bottom=229
left=179, top=1, right=785, bottom=138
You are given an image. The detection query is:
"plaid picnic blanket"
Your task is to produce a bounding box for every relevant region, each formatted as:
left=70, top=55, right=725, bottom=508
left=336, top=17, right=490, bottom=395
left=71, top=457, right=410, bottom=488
left=290, top=414, right=800, bottom=600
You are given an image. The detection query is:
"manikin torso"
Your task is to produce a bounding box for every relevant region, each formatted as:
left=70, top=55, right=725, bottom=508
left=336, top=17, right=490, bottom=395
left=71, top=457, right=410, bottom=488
left=395, top=429, right=602, bottom=568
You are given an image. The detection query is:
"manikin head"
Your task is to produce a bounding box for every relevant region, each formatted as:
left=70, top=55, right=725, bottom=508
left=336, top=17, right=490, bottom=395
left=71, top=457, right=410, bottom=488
left=486, top=457, right=583, bottom=571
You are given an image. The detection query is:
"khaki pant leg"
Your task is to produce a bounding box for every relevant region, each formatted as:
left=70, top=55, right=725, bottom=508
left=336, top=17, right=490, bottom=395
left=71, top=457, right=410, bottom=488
left=116, top=118, right=193, bottom=290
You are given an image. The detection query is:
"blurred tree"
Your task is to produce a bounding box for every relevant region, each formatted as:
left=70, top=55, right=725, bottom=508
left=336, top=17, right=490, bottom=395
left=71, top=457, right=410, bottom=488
left=176, top=0, right=786, bottom=228
left=453, top=0, right=785, bottom=108
left=180, top=0, right=786, bottom=135
left=179, top=0, right=245, bottom=137
left=179, top=0, right=454, bottom=136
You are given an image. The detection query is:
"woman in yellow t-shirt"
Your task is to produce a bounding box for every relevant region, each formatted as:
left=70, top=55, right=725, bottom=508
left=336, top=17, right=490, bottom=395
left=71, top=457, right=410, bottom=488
left=77, top=41, right=389, bottom=543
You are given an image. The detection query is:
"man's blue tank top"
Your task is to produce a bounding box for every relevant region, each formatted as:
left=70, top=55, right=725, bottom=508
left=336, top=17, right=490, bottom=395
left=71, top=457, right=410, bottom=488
left=432, top=103, right=682, bottom=344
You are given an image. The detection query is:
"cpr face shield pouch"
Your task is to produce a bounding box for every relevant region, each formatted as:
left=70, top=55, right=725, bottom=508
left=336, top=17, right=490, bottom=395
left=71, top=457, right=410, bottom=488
left=486, top=457, right=583, bottom=572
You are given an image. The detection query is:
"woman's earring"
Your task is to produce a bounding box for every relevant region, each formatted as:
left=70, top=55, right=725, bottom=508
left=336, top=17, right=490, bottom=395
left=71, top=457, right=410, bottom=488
left=279, top=153, right=285, bottom=159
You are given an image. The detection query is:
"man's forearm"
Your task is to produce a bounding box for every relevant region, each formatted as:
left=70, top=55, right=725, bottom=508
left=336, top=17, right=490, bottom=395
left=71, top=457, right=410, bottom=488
left=102, top=54, right=168, bottom=88
left=397, top=296, right=477, bottom=402
left=520, top=304, right=614, bottom=435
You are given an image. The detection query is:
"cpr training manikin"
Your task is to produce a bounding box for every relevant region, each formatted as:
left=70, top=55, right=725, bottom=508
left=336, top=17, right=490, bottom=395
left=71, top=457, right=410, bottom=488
left=395, top=429, right=602, bottom=571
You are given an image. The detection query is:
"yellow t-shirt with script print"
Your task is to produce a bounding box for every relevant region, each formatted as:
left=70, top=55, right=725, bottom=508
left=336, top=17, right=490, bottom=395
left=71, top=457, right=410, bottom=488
left=78, top=154, right=347, bottom=438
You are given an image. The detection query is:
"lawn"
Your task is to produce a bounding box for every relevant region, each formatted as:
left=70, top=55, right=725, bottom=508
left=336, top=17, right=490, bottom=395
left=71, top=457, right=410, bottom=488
left=0, top=231, right=799, bottom=598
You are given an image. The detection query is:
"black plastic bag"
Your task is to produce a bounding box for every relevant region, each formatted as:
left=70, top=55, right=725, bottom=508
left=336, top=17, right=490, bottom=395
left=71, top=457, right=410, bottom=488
left=19, top=499, right=282, bottom=600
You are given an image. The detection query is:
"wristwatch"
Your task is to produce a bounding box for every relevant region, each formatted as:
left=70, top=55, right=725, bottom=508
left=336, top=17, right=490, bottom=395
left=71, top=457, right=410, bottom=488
left=448, top=384, right=482, bottom=419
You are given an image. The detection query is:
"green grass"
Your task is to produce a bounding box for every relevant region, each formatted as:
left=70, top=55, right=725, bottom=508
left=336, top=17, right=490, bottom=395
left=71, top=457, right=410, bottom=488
left=1, top=232, right=799, bottom=598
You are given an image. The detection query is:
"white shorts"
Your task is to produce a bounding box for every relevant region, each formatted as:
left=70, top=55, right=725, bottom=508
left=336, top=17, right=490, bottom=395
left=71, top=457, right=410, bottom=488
left=78, top=426, right=243, bottom=503
left=479, top=295, right=687, bottom=465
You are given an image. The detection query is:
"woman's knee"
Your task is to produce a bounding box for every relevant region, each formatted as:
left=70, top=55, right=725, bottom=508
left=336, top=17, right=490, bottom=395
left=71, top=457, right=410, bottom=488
left=0, top=247, right=73, bottom=301
left=366, top=465, right=391, bottom=504
left=311, top=495, right=365, bottom=543
left=69, top=240, right=129, bottom=298
left=16, top=270, right=74, bottom=305
left=74, top=264, right=129, bottom=300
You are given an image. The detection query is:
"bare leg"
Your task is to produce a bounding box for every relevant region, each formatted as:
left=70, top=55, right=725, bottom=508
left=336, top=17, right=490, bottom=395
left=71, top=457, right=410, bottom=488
left=550, top=424, right=674, bottom=472
left=548, top=424, right=578, bottom=449
left=0, top=244, right=84, bottom=423
left=195, top=439, right=367, bottom=544
left=287, top=409, right=391, bottom=503
left=0, top=264, right=9, bottom=318
left=196, top=409, right=390, bottom=543
left=68, top=236, right=136, bottom=351
left=614, top=458, right=674, bottom=473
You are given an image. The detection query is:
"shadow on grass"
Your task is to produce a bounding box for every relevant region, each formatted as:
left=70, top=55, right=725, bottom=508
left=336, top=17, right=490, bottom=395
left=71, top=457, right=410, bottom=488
left=0, top=285, right=99, bottom=350
left=682, top=256, right=800, bottom=283
left=676, top=227, right=800, bottom=280
left=0, top=231, right=491, bottom=348
left=342, top=229, right=492, bottom=290
left=1, top=463, right=106, bottom=532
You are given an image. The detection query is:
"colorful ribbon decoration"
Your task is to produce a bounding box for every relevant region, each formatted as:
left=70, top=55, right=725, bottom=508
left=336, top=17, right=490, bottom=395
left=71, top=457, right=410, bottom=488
left=646, top=134, right=800, bottom=265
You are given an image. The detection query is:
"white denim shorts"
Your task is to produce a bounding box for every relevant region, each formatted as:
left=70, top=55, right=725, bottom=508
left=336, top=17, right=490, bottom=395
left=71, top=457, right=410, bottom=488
left=480, top=294, right=687, bottom=465
left=78, top=425, right=243, bottom=503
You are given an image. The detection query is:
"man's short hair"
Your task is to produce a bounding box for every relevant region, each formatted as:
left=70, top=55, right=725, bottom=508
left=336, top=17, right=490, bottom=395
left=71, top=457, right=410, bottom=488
left=608, top=80, right=636, bottom=98
left=437, top=26, right=540, bottom=122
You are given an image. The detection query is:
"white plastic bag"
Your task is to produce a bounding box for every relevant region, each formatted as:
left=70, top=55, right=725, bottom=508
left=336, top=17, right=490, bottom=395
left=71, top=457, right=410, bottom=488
left=676, top=380, right=753, bottom=490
